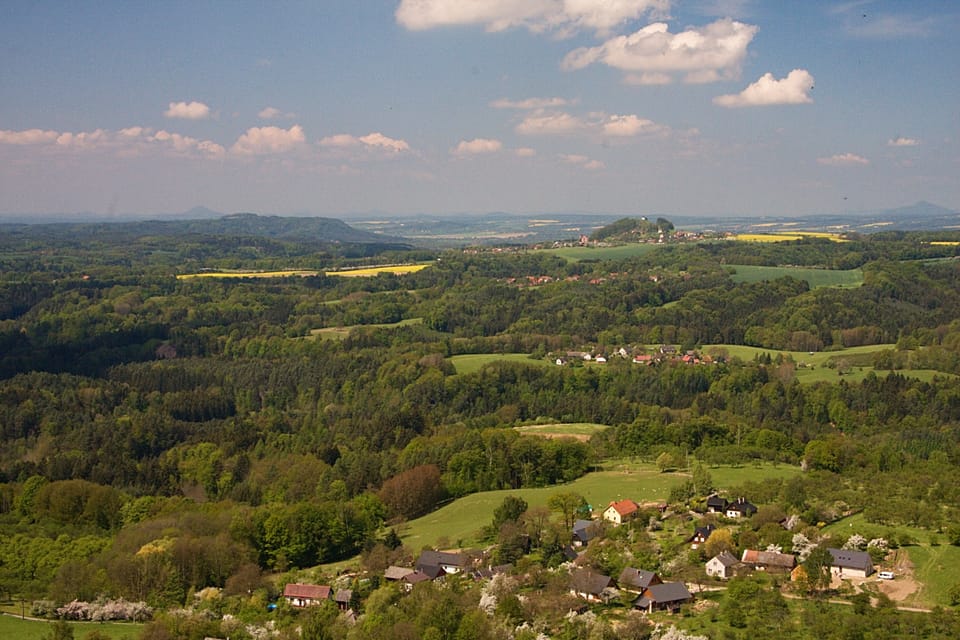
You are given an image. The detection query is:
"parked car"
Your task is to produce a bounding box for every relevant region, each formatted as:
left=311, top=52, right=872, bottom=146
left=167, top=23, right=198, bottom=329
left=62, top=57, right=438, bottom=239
left=878, top=571, right=895, bottom=580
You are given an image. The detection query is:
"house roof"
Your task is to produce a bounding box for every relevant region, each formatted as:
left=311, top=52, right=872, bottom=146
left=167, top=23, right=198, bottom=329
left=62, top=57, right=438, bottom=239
left=706, top=494, right=727, bottom=508
left=828, top=548, right=874, bottom=572
left=726, top=497, right=757, bottom=514
left=645, top=582, right=692, bottom=603
left=384, top=566, right=415, bottom=581
left=334, top=589, right=352, bottom=604
left=283, top=583, right=331, bottom=600
left=606, top=499, right=640, bottom=517
left=742, top=550, right=796, bottom=568
left=691, top=524, right=716, bottom=541
left=711, top=551, right=740, bottom=568
left=402, top=571, right=433, bottom=585
left=417, top=550, right=466, bottom=568
left=572, top=519, right=598, bottom=542
left=618, top=567, right=660, bottom=590
left=570, top=569, right=614, bottom=595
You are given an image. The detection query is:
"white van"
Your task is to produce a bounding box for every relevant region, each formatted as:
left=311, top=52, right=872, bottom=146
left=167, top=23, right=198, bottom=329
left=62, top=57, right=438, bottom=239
left=878, top=571, right=895, bottom=580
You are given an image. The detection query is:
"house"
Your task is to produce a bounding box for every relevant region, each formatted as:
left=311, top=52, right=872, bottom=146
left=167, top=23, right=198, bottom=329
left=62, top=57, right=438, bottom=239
left=603, top=499, right=640, bottom=525
left=416, top=550, right=469, bottom=576
left=334, top=589, right=353, bottom=611
left=706, top=494, right=727, bottom=513
left=384, top=566, right=415, bottom=582
left=741, top=549, right=796, bottom=573
left=401, top=571, right=433, bottom=589
left=828, top=548, right=874, bottom=578
left=634, top=582, right=693, bottom=613
left=473, top=564, right=512, bottom=580
left=569, top=569, right=617, bottom=603
left=572, top=519, right=599, bottom=547
left=706, top=551, right=742, bottom=579
left=562, top=545, right=580, bottom=562
left=725, top=497, right=757, bottom=518
left=689, top=524, right=716, bottom=549
left=618, top=567, right=662, bottom=592
left=283, top=583, right=332, bottom=607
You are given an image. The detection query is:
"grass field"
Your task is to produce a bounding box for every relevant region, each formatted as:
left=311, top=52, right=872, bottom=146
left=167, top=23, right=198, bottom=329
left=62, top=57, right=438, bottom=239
left=0, top=614, right=142, bottom=640
left=397, top=459, right=801, bottom=550
left=177, top=269, right=318, bottom=279
left=513, top=423, right=609, bottom=440
left=904, top=544, right=960, bottom=607
left=537, top=244, right=661, bottom=263
left=308, top=317, right=423, bottom=340
left=727, top=265, right=863, bottom=288
left=704, top=344, right=953, bottom=384
left=449, top=353, right=551, bottom=375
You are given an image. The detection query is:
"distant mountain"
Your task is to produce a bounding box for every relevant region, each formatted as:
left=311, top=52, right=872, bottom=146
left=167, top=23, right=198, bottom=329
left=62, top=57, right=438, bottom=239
left=0, top=212, right=411, bottom=246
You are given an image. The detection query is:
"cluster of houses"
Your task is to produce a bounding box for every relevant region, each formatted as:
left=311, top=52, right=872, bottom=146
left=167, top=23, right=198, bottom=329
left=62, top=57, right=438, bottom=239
left=282, top=494, right=876, bottom=617
left=554, top=346, right=715, bottom=367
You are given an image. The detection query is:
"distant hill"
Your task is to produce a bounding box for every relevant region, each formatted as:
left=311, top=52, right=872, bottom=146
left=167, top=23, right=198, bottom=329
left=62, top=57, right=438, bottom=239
left=0, top=212, right=411, bottom=246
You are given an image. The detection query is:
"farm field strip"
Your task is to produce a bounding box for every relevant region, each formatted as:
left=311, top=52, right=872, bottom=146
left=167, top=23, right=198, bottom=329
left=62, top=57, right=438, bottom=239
left=449, top=353, right=551, bottom=374
left=308, top=317, right=423, bottom=339
left=727, top=265, right=863, bottom=288
left=177, top=263, right=430, bottom=279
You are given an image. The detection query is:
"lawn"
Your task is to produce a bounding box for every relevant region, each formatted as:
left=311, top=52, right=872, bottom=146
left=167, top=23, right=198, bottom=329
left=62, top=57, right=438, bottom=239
left=704, top=344, right=953, bottom=384
left=449, top=353, right=551, bottom=375
left=536, top=244, right=661, bottom=263
left=0, top=614, right=142, bottom=640
left=396, top=460, right=801, bottom=550
left=904, top=544, right=960, bottom=607
left=514, top=423, right=609, bottom=440
left=307, top=317, right=423, bottom=340
left=727, top=265, right=863, bottom=288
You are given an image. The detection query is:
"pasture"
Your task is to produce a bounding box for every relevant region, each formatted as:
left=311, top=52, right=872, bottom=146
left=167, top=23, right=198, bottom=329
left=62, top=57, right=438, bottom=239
left=449, top=353, right=550, bottom=375
left=0, top=614, right=142, bottom=640
left=308, top=317, right=423, bottom=340
left=398, top=459, right=801, bottom=549
left=727, top=265, right=863, bottom=288
left=514, top=423, right=608, bottom=441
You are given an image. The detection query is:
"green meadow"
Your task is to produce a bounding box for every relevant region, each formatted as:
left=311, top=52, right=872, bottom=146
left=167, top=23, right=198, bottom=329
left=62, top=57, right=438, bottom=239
left=727, top=265, right=864, bottom=288
left=449, top=353, right=550, bottom=375
left=513, top=423, right=609, bottom=439
left=308, top=317, right=423, bottom=340
left=398, top=459, right=801, bottom=550
left=0, top=614, right=142, bottom=640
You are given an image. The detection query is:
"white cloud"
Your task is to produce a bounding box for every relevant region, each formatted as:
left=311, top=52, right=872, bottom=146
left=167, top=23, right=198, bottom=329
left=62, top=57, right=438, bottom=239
left=515, top=147, right=537, bottom=157
left=164, top=101, right=212, bottom=120
left=0, top=129, right=60, bottom=145
left=490, top=97, right=572, bottom=110
left=516, top=109, right=669, bottom=139
left=888, top=136, right=919, bottom=147
left=230, top=125, right=305, bottom=155
left=562, top=18, right=757, bottom=83
left=395, top=0, right=670, bottom=36
left=560, top=153, right=604, bottom=170
left=452, top=138, right=503, bottom=156
left=624, top=72, right=673, bottom=85
left=258, top=106, right=296, bottom=120
left=713, top=69, right=815, bottom=107
left=0, top=126, right=224, bottom=158
left=318, top=132, right=410, bottom=153
left=818, top=152, right=869, bottom=166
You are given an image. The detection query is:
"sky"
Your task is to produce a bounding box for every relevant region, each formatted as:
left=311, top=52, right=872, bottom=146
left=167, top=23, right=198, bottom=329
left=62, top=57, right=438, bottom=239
left=1, top=0, right=958, bottom=218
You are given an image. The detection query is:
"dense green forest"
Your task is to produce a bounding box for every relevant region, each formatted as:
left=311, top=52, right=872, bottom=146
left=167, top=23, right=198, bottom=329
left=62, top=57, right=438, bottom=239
left=3, top=218, right=960, bottom=639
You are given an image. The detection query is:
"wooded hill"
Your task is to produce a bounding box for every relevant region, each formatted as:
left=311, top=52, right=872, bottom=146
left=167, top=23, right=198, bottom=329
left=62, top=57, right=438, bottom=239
left=2, top=219, right=960, bottom=638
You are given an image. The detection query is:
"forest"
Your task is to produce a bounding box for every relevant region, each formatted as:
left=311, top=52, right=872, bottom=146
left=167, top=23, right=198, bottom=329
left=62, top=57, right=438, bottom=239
left=2, top=216, right=960, bottom=639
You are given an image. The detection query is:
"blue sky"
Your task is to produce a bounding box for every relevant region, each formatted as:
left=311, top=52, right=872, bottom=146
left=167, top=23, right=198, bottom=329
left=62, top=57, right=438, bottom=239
left=1, top=0, right=957, bottom=218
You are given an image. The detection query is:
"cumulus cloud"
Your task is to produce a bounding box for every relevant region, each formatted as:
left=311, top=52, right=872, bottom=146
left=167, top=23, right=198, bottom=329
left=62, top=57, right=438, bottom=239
left=490, top=96, right=572, bottom=110
left=713, top=69, right=815, bottom=107
left=164, top=101, right=212, bottom=120
left=318, top=132, right=410, bottom=153
left=258, top=106, right=296, bottom=120
left=230, top=125, right=305, bottom=155
left=452, top=138, right=503, bottom=156
left=396, top=0, right=670, bottom=36
left=0, top=126, right=224, bottom=158
left=818, top=152, right=869, bottom=166
left=0, top=129, right=60, bottom=145
left=560, top=153, right=604, bottom=170
left=515, top=147, right=537, bottom=157
left=562, top=18, right=757, bottom=83
left=516, top=110, right=669, bottom=139
left=624, top=72, right=673, bottom=85
left=888, top=136, right=919, bottom=147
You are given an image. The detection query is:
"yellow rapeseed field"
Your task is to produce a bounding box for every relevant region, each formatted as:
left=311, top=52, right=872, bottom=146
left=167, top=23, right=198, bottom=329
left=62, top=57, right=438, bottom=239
left=733, top=231, right=846, bottom=243
left=325, top=264, right=430, bottom=277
